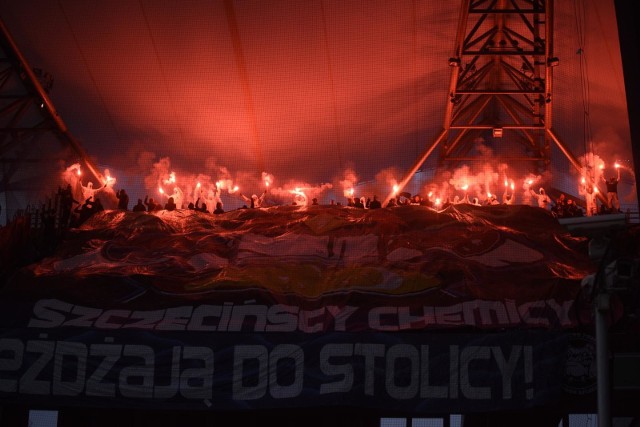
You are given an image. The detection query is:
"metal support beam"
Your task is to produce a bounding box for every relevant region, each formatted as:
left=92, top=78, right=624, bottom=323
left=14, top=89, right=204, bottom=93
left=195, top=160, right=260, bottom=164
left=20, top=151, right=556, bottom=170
left=382, top=128, right=448, bottom=207
left=392, top=0, right=595, bottom=209
left=0, top=16, right=103, bottom=184
left=546, top=127, right=607, bottom=204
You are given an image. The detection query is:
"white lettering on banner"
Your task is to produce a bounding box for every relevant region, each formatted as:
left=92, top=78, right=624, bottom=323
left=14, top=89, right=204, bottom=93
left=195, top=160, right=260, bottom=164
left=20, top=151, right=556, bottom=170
left=179, top=347, right=214, bottom=399
left=86, top=342, right=122, bottom=397
left=492, top=345, right=522, bottom=399
left=319, top=343, right=354, bottom=394
left=298, top=307, right=324, bottom=333
left=232, top=344, right=304, bottom=400
left=368, top=300, right=574, bottom=330
left=20, top=338, right=54, bottom=395
left=28, top=299, right=361, bottom=332
left=420, top=345, right=447, bottom=398
left=153, top=346, right=180, bottom=398
left=268, top=344, right=304, bottom=399
left=28, top=299, right=575, bottom=332
left=187, top=305, right=222, bottom=331
left=318, top=343, right=387, bottom=396
left=65, top=305, right=102, bottom=328
left=53, top=342, right=86, bottom=396
left=156, top=307, right=193, bottom=331
left=27, top=299, right=575, bottom=332
left=460, top=346, right=491, bottom=399
left=327, top=305, right=358, bottom=331
left=449, top=346, right=459, bottom=399
left=119, top=344, right=155, bottom=398
left=232, top=345, right=268, bottom=400
left=317, top=343, right=534, bottom=400
left=355, top=343, right=385, bottom=395
left=385, top=344, right=419, bottom=399
left=95, top=310, right=131, bottom=329
left=0, top=338, right=538, bottom=402
left=0, top=338, right=214, bottom=400
left=0, top=338, right=23, bottom=392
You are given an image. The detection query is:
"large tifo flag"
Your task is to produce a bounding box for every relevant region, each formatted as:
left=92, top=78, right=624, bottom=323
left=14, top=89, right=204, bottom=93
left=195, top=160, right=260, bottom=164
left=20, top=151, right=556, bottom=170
left=0, top=204, right=598, bottom=413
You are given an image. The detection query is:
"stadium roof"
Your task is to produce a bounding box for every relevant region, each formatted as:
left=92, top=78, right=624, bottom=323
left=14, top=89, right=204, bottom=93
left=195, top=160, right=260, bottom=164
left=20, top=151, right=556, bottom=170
left=0, top=0, right=635, bottom=210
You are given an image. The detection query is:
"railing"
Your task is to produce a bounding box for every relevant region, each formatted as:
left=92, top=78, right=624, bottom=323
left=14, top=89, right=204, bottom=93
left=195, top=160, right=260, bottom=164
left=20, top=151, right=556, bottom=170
left=623, top=209, right=639, bottom=224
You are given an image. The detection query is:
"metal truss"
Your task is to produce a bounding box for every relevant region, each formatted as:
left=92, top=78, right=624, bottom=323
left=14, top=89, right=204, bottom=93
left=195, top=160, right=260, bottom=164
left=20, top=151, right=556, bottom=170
left=387, top=0, right=587, bottom=205
left=0, top=17, right=102, bottom=221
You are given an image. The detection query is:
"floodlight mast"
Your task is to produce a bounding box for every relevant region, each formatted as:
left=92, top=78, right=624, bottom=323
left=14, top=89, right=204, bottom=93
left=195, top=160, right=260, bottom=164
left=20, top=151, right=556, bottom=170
left=382, top=0, right=470, bottom=208
left=0, top=17, right=105, bottom=185
left=385, top=0, right=603, bottom=207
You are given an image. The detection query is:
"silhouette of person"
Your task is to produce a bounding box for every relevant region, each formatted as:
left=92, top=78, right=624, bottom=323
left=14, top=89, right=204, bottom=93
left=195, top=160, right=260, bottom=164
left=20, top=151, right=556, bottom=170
left=502, top=186, right=514, bottom=205
left=144, top=195, right=157, bottom=212
left=170, top=187, right=184, bottom=210
left=42, top=207, right=57, bottom=253
left=195, top=197, right=208, bottom=213
left=396, top=193, right=411, bottom=205
left=530, top=187, right=551, bottom=209
left=58, top=184, right=79, bottom=228
left=311, top=198, right=319, bottom=205
left=552, top=193, right=567, bottom=217
left=164, top=197, right=177, bottom=211
left=601, top=167, right=621, bottom=212
left=72, top=197, right=103, bottom=225
left=213, top=202, right=225, bottom=214
left=81, top=181, right=95, bottom=201
left=442, top=196, right=453, bottom=209
left=90, top=197, right=104, bottom=213
left=486, top=194, right=500, bottom=205
left=293, top=192, right=307, bottom=206
left=132, top=198, right=146, bottom=212
left=240, top=191, right=267, bottom=208
left=116, top=189, right=129, bottom=210
left=80, top=180, right=106, bottom=202
left=71, top=198, right=92, bottom=226
left=580, top=180, right=597, bottom=217
left=369, top=195, right=382, bottom=209
left=565, top=198, right=583, bottom=217
left=599, top=201, right=609, bottom=215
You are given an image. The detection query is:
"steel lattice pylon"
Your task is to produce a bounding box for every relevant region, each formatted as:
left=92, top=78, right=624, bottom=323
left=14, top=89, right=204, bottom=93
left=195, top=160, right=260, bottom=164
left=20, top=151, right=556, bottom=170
left=0, top=17, right=103, bottom=224
left=385, top=0, right=589, bottom=206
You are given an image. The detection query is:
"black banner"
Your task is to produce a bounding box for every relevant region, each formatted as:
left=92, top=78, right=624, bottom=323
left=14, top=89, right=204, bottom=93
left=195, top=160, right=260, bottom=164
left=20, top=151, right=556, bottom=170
left=0, top=327, right=568, bottom=413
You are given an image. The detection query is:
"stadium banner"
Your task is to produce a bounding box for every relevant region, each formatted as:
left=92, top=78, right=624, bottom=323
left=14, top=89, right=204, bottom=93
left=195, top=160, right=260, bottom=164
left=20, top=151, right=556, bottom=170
left=0, top=205, right=596, bottom=413
left=1, top=291, right=580, bottom=334
left=0, top=326, right=568, bottom=413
